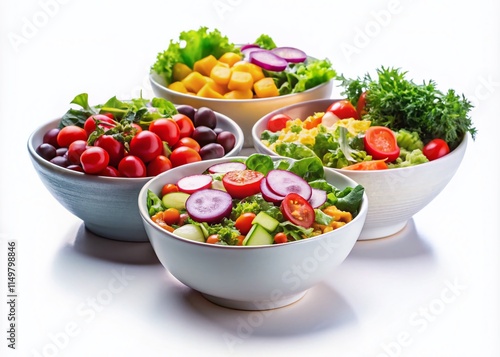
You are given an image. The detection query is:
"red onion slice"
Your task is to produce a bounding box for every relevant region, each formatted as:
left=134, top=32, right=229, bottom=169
left=249, top=50, right=288, bottom=72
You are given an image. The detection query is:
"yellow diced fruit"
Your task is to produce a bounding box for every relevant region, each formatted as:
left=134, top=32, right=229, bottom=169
left=231, top=61, right=265, bottom=82
left=167, top=81, right=188, bottom=94
left=206, top=80, right=228, bottom=95
left=197, top=83, right=224, bottom=99
left=181, top=72, right=208, bottom=93
left=253, top=77, right=279, bottom=98
left=223, top=89, right=254, bottom=99
left=210, top=64, right=232, bottom=86
left=218, top=52, right=242, bottom=67
left=172, top=63, right=192, bottom=82
left=193, top=55, right=218, bottom=77
left=228, top=71, right=253, bottom=91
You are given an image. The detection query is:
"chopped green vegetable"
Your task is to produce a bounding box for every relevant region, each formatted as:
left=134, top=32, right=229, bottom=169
left=147, top=190, right=165, bottom=216
left=254, top=34, right=276, bottom=50
left=245, top=153, right=275, bottom=175
left=337, top=66, right=476, bottom=149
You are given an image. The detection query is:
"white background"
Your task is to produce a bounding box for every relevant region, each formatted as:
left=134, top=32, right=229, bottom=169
left=1, top=0, right=499, bottom=356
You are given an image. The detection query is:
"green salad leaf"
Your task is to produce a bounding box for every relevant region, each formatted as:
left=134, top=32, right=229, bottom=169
left=337, top=66, right=476, bottom=149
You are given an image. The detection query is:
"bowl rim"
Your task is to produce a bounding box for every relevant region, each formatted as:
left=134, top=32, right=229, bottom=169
left=149, top=70, right=334, bottom=104
left=138, top=155, right=368, bottom=250
left=28, top=110, right=245, bottom=182
left=251, top=98, right=470, bottom=173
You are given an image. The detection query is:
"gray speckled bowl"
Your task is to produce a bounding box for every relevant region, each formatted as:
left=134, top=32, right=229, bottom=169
left=27, top=112, right=244, bottom=242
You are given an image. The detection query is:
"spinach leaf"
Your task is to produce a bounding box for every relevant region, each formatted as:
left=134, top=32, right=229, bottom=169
left=245, top=153, right=274, bottom=175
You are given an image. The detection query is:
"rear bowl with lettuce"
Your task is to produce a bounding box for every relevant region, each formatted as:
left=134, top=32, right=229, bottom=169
left=150, top=27, right=335, bottom=148
left=252, top=69, right=475, bottom=240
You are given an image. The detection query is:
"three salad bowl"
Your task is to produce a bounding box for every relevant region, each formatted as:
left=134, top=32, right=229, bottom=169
left=138, top=155, right=368, bottom=310
left=27, top=96, right=244, bottom=242
left=252, top=98, right=471, bottom=240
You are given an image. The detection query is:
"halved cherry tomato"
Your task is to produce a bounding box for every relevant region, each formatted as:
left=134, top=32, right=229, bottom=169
left=267, top=113, right=292, bottom=132
left=172, top=113, right=195, bottom=138
left=169, top=146, right=202, bottom=167
left=326, top=100, right=359, bottom=120
left=161, top=183, right=179, bottom=196
left=343, top=159, right=388, bottom=170
left=234, top=212, right=257, bottom=235
left=280, top=193, right=315, bottom=228
left=357, top=91, right=368, bottom=117
left=363, top=126, right=400, bottom=162
left=149, top=118, right=180, bottom=147
left=222, top=170, right=264, bottom=199
left=423, top=139, right=450, bottom=161
left=274, top=232, right=288, bottom=244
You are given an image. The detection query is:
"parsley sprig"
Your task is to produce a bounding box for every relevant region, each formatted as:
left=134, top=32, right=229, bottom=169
left=337, top=66, right=476, bottom=149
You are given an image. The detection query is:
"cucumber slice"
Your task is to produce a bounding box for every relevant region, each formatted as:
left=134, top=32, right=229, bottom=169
left=252, top=211, right=279, bottom=232
left=172, top=224, right=205, bottom=242
left=243, top=224, right=273, bottom=246
left=162, top=192, right=190, bottom=210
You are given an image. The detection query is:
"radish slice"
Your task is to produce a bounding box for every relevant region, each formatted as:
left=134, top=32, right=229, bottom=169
left=308, top=188, right=327, bottom=208
left=321, top=111, right=340, bottom=127
left=240, top=43, right=260, bottom=51
left=260, top=178, right=285, bottom=204
left=177, top=174, right=213, bottom=194
left=265, top=170, right=312, bottom=200
left=271, top=46, right=307, bottom=63
left=249, top=50, right=288, bottom=72
left=186, top=189, right=233, bottom=224
left=207, top=162, right=246, bottom=174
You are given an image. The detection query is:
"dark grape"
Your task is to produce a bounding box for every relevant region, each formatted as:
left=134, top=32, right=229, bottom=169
left=50, top=155, right=70, bottom=167
left=193, top=107, right=217, bottom=129
left=43, top=128, right=60, bottom=147
left=199, top=143, right=225, bottom=160
left=176, top=104, right=196, bottom=121
left=192, top=126, right=217, bottom=147
left=216, top=131, right=236, bottom=153
left=36, top=143, right=57, bottom=161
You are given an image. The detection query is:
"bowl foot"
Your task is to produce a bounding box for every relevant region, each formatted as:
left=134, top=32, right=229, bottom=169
left=357, top=221, right=408, bottom=240
left=200, top=290, right=308, bottom=310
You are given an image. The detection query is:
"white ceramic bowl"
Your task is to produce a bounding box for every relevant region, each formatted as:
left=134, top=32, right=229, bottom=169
left=138, top=156, right=368, bottom=310
left=27, top=112, right=244, bottom=242
left=252, top=98, right=469, bottom=240
left=150, top=71, right=333, bottom=148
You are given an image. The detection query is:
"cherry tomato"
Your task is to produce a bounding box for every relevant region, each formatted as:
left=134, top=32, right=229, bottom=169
left=169, top=146, right=202, bottom=167
left=161, top=183, right=179, bottom=197
left=66, top=140, right=88, bottom=165
left=357, top=91, right=368, bottom=117
left=98, top=166, right=122, bottom=177
left=280, top=193, right=315, bottom=228
left=274, top=232, right=288, bottom=244
left=172, top=113, right=195, bottom=138
left=149, top=118, right=180, bottom=147
left=118, top=155, right=147, bottom=178
left=83, top=114, right=116, bottom=135
left=129, top=131, right=163, bottom=163
left=234, top=212, right=257, bottom=235
left=172, top=137, right=201, bottom=152
left=222, top=170, right=264, bottom=199
left=267, top=113, right=292, bottom=132
left=236, top=235, right=245, bottom=246
left=206, top=234, right=220, bottom=244
left=80, top=146, right=110, bottom=174
left=162, top=208, right=181, bottom=226
left=57, top=125, right=88, bottom=148
left=146, top=155, right=173, bottom=176
left=326, top=100, right=359, bottom=120
left=363, top=126, right=400, bottom=162
left=423, top=138, right=450, bottom=161
left=94, top=135, right=125, bottom=167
